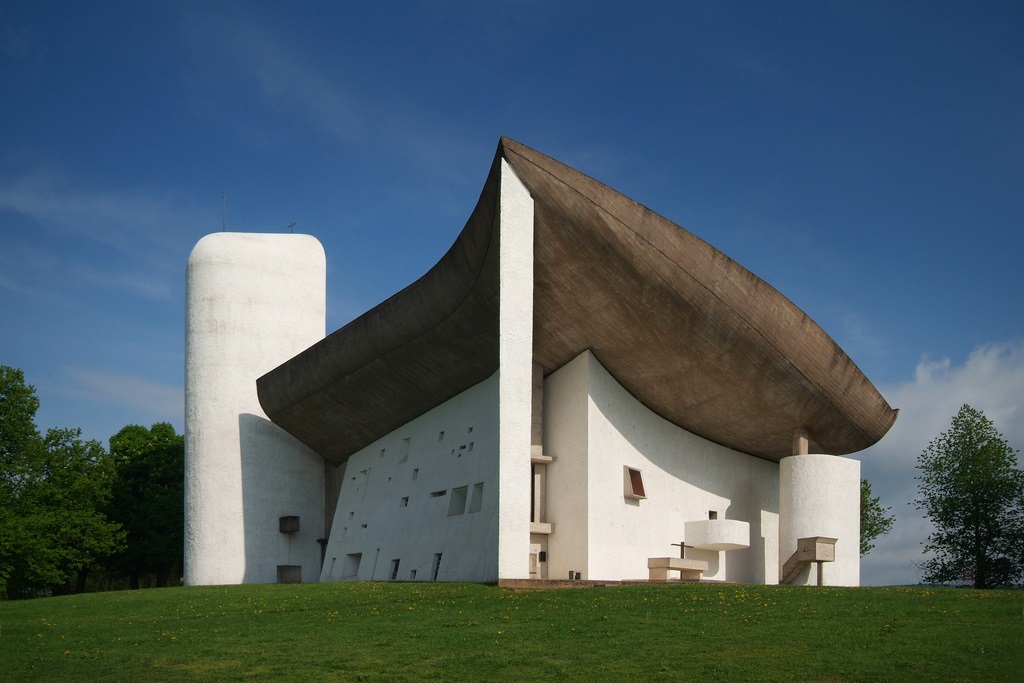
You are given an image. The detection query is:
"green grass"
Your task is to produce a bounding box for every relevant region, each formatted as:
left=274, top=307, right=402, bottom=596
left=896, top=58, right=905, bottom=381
left=1, top=582, right=1021, bottom=682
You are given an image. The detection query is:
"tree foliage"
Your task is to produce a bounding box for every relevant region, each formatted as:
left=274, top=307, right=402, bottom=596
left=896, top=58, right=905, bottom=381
left=0, top=366, right=124, bottom=598
left=0, top=366, right=42, bottom=594
left=914, top=404, right=1024, bottom=588
left=107, top=423, right=184, bottom=588
left=860, top=478, right=894, bottom=556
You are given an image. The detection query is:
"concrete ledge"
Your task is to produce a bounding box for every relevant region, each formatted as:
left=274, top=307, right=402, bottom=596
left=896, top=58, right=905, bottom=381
left=684, top=519, right=751, bottom=551
left=648, top=557, right=709, bottom=581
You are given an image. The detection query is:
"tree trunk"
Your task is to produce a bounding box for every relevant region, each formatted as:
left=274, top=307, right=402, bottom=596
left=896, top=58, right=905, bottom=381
left=76, top=569, right=88, bottom=594
left=129, top=570, right=140, bottom=590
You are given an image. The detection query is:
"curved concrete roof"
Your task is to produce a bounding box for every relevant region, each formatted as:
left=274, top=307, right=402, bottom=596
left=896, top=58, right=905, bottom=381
left=257, top=138, right=897, bottom=465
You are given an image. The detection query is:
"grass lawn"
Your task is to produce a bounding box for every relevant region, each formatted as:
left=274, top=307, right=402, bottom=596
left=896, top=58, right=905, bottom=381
left=1, top=582, right=1021, bottom=682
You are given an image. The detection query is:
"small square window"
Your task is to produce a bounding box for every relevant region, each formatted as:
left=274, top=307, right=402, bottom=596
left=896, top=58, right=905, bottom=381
left=400, top=497, right=409, bottom=508
left=624, top=466, right=646, bottom=500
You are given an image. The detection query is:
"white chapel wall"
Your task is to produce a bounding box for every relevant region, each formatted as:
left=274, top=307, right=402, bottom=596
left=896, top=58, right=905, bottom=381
left=320, top=372, right=501, bottom=583
left=541, top=351, right=592, bottom=581
left=544, top=350, right=781, bottom=583
left=184, top=233, right=326, bottom=585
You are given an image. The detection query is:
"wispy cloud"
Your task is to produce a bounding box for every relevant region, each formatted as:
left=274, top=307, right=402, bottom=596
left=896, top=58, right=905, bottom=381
left=0, top=170, right=215, bottom=254
left=859, top=340, right=1024, bottom=584
left=180, top=11, right=364, bottom=148
left=0, top=171, right=216, bottom=301
left=177, top=8, right=481, bottom=183
left=70, top=262, right=176, bottom=302
left=58, top=367, right=184, bottom=426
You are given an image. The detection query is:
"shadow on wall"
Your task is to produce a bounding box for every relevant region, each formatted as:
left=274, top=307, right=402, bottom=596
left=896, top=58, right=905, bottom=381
left=588, top=364, right=777, bottom=584
left=239, top=413, right=326, bottom=584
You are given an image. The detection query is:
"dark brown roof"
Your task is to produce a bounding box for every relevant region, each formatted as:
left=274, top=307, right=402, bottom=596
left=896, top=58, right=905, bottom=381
left=257, top=138, right=897, bottom=465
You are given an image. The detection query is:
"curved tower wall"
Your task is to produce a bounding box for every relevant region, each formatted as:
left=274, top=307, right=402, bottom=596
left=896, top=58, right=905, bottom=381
left=779, top=454, right=860, bottom=586
left=184, top=233, right=326, bottom=585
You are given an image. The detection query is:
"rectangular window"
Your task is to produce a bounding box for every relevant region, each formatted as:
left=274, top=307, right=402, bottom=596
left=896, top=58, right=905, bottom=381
left=400, top=497, right=409, bottom=507
left=468, top=482, right=484, bottom=513
left=448, top=486, right=468, bottom=516
left=342, top=553, right=361, bottom=578
left=409, top=569, right=417, bottom=580
left=430, top=489, right=446, bottom=498
left=624, top=466, right=646, bottom=500
left=432, top=553, right=442, bottom=581
left=399, top=437, right=410, bottom=464
left=389, top=559, right=400, bottom=581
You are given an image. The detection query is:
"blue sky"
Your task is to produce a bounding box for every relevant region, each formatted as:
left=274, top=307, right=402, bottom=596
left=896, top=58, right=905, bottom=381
left=1, top=2, right=1022, bottom=585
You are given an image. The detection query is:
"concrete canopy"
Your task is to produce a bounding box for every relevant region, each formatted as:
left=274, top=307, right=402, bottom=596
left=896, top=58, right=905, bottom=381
left=257, top=138, right=897, bottom=465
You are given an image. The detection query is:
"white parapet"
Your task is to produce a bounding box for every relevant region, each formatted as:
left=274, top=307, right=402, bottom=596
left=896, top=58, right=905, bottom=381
left=684, top=519, right=751, bottom=551
left=779, top=453, right=860, bottom=586
left=184, top=232, right=326, bottom=586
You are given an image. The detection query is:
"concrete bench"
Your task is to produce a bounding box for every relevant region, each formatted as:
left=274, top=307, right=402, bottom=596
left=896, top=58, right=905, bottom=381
left=647, top=557, right=708, bottom=581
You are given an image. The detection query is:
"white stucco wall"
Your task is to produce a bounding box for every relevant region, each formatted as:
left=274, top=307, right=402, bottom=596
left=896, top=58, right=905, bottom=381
left=779, top=454, right=860, bottom=586
left=542, top=351, right=591, bottom=580
left=320, top=373, right=501, bottom=583
left=496, top=159, right=535, bottom=580
left=544, top=350, right=781, bottom=583
left=184, top=232, right=326, bottom=586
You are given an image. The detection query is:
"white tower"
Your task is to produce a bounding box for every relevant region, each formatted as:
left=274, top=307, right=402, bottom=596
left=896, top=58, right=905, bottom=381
left=184, top=233, right=326, bottom=585
left=779, top=454, right=860, bottom=586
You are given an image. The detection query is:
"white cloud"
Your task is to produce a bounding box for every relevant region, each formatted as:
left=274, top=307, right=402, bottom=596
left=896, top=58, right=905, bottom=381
left=0, top=171, right=213, bottom=253
left=58, top=367, right=184, bottom=426
left=178, top=9, right=483, bottom=180
left=179, top=12, right=364, bottom=148
left=858, top=340, right=1024, bottom=585
left=0, top=171, right=216, bottom=302
left=69, top=262, right=175, bottom=302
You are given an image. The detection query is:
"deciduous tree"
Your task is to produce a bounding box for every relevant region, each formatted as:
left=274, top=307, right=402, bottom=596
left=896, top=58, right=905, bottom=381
left=0, top=366, right=124, bottom=598
left=0, top=366, right=40, bottom=595
left=11, top=428, right=124, bottom=595
left=860, top=478, right=894, bottom=556
left=914, top=404, right=1024, bottom=588
left=107, top=423, right=184, bottom=588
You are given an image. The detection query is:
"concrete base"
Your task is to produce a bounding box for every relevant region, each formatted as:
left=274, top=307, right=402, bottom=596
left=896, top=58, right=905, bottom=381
left=648, top=557, right=709, bottom=581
